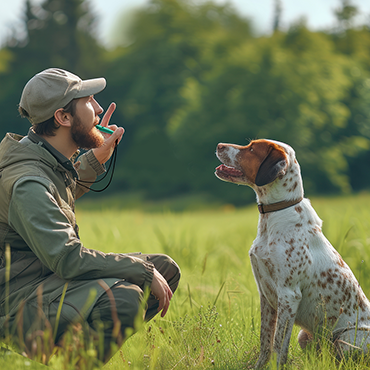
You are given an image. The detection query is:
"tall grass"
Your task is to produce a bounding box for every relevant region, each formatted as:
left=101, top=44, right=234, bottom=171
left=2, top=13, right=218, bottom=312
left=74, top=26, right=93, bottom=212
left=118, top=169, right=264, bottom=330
left=2, top=193, right=370, bottom=369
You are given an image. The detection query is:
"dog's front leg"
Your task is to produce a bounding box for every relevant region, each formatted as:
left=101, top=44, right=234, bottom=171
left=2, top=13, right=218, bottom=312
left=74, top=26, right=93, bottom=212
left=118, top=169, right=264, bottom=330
left=255, top=294, right=277, bottom=369
left=273, top=288, right=302, bottom=367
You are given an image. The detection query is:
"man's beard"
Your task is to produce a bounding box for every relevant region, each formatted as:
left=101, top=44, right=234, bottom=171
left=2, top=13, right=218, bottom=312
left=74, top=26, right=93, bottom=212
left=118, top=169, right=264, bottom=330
left=70, top=114, right=104, bottom=150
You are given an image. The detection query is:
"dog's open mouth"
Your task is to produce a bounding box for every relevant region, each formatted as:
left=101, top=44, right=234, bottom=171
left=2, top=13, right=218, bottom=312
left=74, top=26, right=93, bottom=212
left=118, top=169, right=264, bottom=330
left=215, top=164, right=244, bottom=178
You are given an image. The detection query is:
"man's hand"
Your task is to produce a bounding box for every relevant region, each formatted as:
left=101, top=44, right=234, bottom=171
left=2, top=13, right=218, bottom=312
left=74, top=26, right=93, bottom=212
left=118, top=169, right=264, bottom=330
left=93, top=102, right=124, bottom=164
left=151, top=268, right=173, bottom=317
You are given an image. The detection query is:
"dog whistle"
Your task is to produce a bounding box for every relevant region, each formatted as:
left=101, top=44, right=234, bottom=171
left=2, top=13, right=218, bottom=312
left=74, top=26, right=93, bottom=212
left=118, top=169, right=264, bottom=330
left=96, top=124, right=114, bottom=135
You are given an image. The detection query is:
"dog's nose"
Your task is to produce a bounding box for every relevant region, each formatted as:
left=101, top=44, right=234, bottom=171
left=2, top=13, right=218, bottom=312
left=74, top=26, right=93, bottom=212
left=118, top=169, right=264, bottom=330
left=217, top=143, right=226, bottom=152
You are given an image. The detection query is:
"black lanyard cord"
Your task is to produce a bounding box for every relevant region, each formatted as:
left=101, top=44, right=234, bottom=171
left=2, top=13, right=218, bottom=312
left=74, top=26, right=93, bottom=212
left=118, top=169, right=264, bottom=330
left=76, top=143, right=118, bottom=193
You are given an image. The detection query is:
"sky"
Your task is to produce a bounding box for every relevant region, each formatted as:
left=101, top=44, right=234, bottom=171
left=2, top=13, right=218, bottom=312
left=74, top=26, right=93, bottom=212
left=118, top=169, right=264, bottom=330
left=1, top=0, right=370, bottom=47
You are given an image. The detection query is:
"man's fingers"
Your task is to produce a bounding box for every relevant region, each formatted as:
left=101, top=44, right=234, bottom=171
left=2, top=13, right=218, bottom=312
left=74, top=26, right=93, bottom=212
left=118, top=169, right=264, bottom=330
left=101, top=102, right=116, bottom=127
left=167, top=286, right=173, bottom=300
left=161, top=304, right=169, bottom=317
left=106, top=127, right=124, bottom=146
left=151, top=268, right=173, bottom=318
left=159, top=287, right=172, bottom=317
left=158, top=297, right=165, bottom=312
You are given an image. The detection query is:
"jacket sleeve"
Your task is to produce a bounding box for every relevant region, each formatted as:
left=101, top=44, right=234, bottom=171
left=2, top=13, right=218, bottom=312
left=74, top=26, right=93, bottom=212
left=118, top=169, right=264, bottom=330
left=8, top=177, right=154, bottom=290
left=74, top=150, right=105, bottom=199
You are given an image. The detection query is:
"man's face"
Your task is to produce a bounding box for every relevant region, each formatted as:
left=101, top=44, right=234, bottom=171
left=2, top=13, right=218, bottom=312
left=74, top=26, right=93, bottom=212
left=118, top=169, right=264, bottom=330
left=70, top=96, right=105, bottom=149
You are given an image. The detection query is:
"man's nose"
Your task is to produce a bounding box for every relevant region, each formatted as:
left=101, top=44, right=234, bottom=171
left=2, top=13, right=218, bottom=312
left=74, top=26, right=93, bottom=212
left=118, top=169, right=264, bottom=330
left=92, top=98, right=103, bottom=115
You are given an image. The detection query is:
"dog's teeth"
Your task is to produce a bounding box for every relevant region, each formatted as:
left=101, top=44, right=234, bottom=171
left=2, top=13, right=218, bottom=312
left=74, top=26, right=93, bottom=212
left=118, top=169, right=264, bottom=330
left=216, top=164, right=243, bottom=177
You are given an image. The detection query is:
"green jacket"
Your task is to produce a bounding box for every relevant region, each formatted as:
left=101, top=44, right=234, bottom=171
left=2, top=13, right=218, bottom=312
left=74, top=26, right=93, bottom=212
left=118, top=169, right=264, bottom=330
left=0, top=131, right=154, bottom=332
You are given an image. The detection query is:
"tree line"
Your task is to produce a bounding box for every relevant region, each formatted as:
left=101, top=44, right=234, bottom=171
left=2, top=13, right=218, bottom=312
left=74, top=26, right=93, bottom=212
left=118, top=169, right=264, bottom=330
left=1, top=0, right=370, bottom=205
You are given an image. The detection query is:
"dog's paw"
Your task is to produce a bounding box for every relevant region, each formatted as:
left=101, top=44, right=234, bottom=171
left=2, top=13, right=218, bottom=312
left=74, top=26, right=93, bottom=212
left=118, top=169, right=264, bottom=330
left=298, top=329, right=313, bottom=350
left=254, top=353, right=270, bottom=369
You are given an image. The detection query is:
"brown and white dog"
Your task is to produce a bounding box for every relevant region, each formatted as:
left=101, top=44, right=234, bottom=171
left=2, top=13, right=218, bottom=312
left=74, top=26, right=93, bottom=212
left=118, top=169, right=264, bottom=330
left=215, top=139, right=370, bottom=368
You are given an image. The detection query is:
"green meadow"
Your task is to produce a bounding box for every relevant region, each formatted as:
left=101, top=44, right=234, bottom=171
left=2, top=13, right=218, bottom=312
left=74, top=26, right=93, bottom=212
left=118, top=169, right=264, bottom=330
left=2, top=192, right=370, bottom=369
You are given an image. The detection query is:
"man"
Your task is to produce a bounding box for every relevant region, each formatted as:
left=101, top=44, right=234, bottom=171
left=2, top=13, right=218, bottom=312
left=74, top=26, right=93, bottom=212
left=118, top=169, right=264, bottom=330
left=0, top=68, right=180, bottom=362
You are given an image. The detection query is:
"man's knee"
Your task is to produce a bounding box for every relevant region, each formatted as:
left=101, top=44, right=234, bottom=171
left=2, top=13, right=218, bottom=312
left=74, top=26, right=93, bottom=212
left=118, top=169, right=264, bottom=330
left=87, top=281, right=144, bottom=362
left=112, top=282, right=145, bottom=328
left=146, top=254, right=181, bottom=292
left=89, top=281, right=143, bottom=330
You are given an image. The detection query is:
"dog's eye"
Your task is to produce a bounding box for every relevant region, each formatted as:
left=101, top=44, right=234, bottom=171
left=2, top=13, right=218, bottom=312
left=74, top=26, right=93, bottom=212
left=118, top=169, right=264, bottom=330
left=250, top=147, right=254, bottom=152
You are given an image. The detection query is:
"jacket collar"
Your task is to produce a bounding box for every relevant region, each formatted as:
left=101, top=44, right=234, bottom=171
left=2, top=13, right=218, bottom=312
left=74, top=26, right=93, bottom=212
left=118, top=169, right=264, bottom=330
left=27, top=128, right=79, bottom=179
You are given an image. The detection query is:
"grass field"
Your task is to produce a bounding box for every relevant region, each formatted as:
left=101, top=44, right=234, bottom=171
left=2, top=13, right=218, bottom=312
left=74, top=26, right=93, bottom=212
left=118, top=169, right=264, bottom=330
left=2, top=192, right=370, bottom=369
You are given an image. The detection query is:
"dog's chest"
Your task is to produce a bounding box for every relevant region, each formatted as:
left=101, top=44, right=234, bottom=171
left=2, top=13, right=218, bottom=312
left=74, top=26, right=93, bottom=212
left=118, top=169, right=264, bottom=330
left=249, top=215, right=312, bottom=310
left=250, top=248, right=279, bottom=309
left=249, top=227, right=280, bottom=308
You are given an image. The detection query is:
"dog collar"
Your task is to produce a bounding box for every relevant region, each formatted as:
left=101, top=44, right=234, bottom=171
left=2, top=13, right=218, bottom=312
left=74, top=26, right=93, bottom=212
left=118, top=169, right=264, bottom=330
left=257, top=197, right=303, bottom=214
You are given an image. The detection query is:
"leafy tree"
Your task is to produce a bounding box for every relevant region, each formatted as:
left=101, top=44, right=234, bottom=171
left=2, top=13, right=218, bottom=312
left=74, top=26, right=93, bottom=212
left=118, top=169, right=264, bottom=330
left=10, top=0, right=103, bottom=74
left=331, top=0, right=370, bottom=69
left=329, top=1, right=370, bottom=191
left=0, top=0, right=104, bottom=139
left=104, top=0, right=253, bottom=197
left=273, top=0, right=282, bottom=32
left=334, top=0, right=359, bottom=31
left=170, top=23, right=370, bottom=199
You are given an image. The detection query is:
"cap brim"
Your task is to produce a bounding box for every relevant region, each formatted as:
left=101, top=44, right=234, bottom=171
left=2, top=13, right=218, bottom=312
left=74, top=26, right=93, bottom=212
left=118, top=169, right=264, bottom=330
left=75, top=77, right=106, bottom=98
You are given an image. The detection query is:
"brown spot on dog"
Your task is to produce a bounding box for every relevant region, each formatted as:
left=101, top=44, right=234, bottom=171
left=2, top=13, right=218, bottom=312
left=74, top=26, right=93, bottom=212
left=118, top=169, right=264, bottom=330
left=289, top=182, right=298, bottom=192
left=295, top=206, right=303, bottom=213
left=337, top=257, right=345, bottom=268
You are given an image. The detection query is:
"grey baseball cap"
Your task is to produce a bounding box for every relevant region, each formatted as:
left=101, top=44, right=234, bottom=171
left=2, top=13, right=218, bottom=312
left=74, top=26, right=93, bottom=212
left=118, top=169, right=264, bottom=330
left=19, top=68, right=106, bottom=124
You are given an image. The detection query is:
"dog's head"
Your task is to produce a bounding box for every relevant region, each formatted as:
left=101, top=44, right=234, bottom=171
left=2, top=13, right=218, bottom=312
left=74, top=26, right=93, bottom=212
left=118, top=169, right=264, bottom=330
left=215, top=139, right=294, bottom=187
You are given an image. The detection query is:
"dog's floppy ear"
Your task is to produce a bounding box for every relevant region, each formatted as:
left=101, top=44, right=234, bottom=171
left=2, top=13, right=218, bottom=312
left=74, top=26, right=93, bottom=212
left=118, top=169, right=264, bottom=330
left=255, top=146, right=287, bottom=186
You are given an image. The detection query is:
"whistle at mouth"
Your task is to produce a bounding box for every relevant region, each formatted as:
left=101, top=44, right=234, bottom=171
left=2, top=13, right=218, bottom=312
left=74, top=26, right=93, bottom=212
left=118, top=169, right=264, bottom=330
left=95, top=124, right=114, bottom=135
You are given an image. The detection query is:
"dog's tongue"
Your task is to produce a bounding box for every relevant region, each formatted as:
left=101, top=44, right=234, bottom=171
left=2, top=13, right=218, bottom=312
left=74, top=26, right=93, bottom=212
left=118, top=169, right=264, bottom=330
left=216, top=164, right=243, bottom=176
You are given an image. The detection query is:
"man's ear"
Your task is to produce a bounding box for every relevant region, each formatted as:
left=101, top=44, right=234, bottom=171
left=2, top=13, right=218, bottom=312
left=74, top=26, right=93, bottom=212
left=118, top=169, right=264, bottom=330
left=255, top=148, right=287, bottom=186
left=54, top=108, right=72, bottom=128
